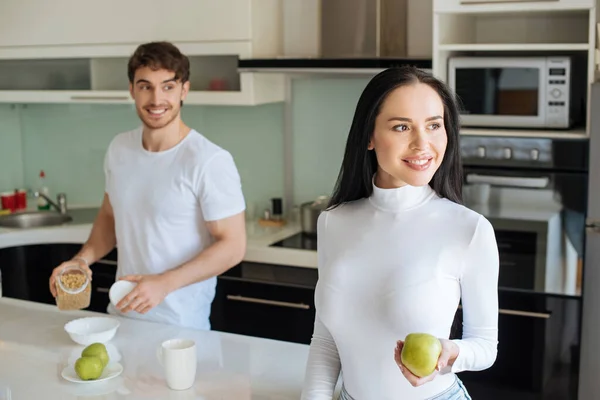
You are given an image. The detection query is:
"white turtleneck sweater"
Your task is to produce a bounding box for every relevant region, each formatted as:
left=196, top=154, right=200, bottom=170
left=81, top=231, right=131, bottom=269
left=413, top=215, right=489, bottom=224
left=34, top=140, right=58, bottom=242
left=301, top=183, right=499, bottom=400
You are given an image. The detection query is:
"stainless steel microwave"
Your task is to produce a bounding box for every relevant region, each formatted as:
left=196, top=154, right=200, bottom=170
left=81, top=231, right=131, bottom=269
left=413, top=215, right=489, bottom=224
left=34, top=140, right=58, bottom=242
left=448, top=56, right=574, bottom=129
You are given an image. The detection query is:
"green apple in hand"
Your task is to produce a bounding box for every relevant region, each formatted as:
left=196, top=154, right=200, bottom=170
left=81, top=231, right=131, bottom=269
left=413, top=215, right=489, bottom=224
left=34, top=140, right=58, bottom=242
left=400, top=333, right=442, bottom=378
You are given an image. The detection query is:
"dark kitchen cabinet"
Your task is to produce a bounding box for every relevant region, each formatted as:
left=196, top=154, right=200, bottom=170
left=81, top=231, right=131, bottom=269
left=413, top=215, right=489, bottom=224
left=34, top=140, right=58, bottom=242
left=451, top=291, right=581, bottom=400
left=0, top=244, right=117, bottom=314
left=209, top=262, right=318, bottom=345
left=0, top=244, right=72, bottom=305
left=86, top=249, right=118, bottom=313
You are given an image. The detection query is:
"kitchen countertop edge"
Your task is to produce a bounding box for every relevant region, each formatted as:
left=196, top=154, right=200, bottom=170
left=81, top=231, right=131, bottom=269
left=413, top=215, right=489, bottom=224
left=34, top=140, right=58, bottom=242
left=0, top=207, right=319, bottom=269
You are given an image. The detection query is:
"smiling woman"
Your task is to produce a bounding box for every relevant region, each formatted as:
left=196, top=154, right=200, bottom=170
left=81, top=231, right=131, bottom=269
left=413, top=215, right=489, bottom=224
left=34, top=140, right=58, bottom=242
left=368, top=83, right=448, bottom=189
left=327, top=67, right=463, bottom=210
left=301, top=67, right=499, bottom=400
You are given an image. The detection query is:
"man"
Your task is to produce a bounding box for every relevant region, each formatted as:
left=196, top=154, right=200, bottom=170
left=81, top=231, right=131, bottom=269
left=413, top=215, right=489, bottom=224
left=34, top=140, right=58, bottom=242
left=49, top=41, right=247, bottom=330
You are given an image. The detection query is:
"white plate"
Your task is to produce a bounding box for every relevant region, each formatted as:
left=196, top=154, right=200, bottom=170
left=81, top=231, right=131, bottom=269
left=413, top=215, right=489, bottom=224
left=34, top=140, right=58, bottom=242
left=109, top=280, right=137, bottom=307
left=61, top=362, right=123, bottom=384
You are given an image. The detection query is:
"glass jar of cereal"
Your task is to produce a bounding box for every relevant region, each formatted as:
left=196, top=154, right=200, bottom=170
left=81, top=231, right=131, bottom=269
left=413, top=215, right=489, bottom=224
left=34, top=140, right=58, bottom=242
left=55, top=264, right=91, bottom=310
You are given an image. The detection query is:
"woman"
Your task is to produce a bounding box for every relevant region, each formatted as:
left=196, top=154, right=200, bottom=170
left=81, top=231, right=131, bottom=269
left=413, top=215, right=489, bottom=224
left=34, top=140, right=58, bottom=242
left=301, top=66, right=499, bottom=400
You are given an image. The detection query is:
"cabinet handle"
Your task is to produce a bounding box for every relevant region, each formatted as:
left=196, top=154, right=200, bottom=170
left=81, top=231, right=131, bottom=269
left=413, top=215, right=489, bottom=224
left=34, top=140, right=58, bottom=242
left=96, top=287, right=110, bottom=293
left=95, top=259, right=117, bottom=266
left=466, top=174, right=549, bottom=189
left=226, top=295, right=310, bottom=310
left=458, top=305, right=550, bottom=319
left=70, top=95, right=130, bottom=101
left=499, top=261, right=518, bottom=267
left=499, top=308, right=550, bottom=319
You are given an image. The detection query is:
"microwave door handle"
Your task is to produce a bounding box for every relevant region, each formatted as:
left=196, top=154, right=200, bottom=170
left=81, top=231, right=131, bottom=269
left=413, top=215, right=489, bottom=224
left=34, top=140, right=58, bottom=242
left=466, top=174, right=549, bottom=188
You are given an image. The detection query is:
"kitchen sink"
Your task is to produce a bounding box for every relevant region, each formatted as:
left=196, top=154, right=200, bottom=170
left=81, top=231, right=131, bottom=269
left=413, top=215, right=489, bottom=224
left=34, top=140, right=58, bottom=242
left=0, top=211, right=73, bottom=228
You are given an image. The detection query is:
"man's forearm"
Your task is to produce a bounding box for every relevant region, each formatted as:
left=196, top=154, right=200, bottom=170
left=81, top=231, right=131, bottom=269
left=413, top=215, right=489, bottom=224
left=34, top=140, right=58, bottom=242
left=162, top=236, right=246, bottom=293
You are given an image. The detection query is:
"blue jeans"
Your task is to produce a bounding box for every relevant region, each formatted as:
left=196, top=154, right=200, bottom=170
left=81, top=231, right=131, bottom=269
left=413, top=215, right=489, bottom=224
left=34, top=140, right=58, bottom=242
left=427, top=377, right=472, bottom=400
left=339, top=376, right=472, bottom=400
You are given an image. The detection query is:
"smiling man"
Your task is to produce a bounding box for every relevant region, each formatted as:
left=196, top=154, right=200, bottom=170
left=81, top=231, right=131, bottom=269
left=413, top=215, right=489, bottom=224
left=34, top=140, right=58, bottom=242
left=49, top=41, right=247, bottom=330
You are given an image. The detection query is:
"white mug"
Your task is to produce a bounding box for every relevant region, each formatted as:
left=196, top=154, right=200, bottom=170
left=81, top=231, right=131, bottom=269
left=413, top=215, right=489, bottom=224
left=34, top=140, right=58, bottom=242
left=156, top=339, right=197, bottom=390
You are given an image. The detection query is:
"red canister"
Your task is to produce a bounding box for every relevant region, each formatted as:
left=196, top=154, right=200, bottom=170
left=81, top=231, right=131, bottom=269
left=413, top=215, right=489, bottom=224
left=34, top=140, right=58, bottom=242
left=15, top=189, right=27, bottom=210
left=0, top=192, right=16, bottom=212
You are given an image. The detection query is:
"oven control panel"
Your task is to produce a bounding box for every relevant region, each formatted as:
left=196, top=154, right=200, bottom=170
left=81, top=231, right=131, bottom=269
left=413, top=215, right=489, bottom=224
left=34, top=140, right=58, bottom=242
left=461, top=135, right=589, bottom=171
left=461, top=136, right=553, bottom=165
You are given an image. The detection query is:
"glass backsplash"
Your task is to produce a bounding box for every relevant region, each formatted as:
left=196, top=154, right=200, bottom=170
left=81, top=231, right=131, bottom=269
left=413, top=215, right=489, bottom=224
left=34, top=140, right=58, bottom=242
left=291, top=77, right=370, bottom=205
left=0, top=104, right=24, bottom=191
left=0, top=77, right=370, bottom=215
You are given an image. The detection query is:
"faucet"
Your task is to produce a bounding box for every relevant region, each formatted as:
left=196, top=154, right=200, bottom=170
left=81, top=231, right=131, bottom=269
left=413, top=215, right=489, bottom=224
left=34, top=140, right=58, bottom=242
left=34, top=191, right=68, bottom=214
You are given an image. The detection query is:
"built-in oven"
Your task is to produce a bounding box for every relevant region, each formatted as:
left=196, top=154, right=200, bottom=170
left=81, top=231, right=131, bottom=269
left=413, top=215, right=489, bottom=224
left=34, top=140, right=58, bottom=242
left=457, top=135, right=589, bottom=398
left=461, top=135, right=588, bottom=296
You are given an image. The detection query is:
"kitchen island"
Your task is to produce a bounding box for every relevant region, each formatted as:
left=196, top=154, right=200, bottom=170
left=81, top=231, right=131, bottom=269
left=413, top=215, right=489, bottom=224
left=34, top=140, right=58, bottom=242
left=0, top=297, right=311, bottom=399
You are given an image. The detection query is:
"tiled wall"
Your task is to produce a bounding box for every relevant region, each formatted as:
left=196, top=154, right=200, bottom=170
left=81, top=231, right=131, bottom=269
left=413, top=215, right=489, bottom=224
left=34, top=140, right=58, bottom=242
left=0, top=77, right=370, bottom=215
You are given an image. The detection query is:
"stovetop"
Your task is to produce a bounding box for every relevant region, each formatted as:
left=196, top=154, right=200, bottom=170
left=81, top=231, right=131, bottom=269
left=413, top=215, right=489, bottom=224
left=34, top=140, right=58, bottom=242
left=270, top=232, right=318, bottom=251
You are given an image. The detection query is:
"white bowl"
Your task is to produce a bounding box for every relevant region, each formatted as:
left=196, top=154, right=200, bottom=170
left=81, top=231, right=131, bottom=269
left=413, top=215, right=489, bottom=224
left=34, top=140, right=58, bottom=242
left=109, top=280, right=137, bottom=308
left=64, top=316, right=120, bottom=345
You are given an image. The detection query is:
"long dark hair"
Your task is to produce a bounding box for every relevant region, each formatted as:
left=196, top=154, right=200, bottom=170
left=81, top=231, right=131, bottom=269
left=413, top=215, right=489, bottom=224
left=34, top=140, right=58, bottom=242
left=328, top=66, right=463, bottom=209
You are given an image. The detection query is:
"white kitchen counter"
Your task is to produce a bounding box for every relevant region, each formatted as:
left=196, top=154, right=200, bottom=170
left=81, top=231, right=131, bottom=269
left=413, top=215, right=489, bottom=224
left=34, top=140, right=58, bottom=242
left=0, top=207, right=318, bottom=269
left=0, top=297, right=310, bottom=399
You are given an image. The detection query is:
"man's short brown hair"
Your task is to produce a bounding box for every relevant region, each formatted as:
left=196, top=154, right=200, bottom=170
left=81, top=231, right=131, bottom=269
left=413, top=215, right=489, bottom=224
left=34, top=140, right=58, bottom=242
left=127, top=41, right=190, bottom=84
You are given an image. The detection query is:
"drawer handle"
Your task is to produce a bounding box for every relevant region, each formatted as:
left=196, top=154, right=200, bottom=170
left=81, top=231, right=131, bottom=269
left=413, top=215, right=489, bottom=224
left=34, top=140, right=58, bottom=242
left=499, top=308, right=550, bottom=319
left=226, top=295, right=310, bottom=310
left=96, top=287, right=110, bottom=293
left=466, top=174, right=549, bottom=189
left=458, top=305, right=550, bottom=319
left=95, top=260, right=117, bottom=266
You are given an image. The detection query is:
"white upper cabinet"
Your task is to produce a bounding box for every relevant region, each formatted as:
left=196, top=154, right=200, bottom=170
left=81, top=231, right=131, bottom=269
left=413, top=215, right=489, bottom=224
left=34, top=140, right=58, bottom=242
left=434, top=0, right=595, bottom=13
left=0, top=0, right=257, bottom=47
left=0, top=0, right=284, bottom=105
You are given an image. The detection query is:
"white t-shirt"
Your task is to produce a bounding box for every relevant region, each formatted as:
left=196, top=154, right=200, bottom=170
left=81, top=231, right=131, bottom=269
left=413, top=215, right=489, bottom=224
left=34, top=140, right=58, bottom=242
left=301, top=181, right=499, bottom=400
left=103, top=127, right=246, bottom=330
